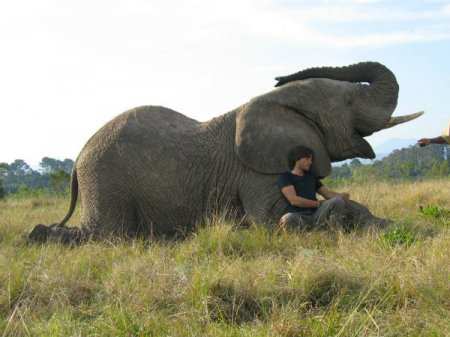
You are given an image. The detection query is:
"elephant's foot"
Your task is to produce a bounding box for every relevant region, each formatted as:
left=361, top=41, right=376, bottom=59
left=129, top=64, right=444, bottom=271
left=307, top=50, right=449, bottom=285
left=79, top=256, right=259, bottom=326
left=28, top=224, right=88, bottom=245
left=368, top=216, right=392, bottom=229
left=345, top=200, right=391, bottom=229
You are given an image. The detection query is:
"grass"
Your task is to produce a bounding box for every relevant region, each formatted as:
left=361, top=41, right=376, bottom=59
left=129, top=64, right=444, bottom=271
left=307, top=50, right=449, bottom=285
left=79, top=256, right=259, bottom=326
left=0, top=179, right=449, bottom=336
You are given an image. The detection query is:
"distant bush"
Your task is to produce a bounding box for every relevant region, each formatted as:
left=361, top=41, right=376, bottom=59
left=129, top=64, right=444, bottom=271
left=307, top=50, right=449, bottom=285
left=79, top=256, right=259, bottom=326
left=7, top=185, right=53, bottom=199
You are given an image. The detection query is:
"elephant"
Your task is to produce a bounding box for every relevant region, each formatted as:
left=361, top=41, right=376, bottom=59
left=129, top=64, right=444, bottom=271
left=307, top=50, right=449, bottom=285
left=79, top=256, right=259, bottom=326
left=29, top=61, right=422, bottom=243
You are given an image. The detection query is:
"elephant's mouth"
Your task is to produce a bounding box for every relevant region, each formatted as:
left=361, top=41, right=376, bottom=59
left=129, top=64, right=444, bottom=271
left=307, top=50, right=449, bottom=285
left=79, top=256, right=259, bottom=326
left=339, top=133, right=375, bottom=160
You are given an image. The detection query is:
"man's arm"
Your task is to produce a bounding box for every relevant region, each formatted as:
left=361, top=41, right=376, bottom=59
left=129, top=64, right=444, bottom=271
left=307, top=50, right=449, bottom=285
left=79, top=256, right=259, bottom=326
left=418, top=136, right=448, bottom=146
left=317, top=186, right=349, bottom=200
left=280, top=185, right=320, bottom=208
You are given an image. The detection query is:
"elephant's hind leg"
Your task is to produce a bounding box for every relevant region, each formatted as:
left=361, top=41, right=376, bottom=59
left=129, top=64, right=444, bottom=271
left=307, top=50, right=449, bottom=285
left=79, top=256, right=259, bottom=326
left=79, top=175, right=153, bottom=239
left=79, top=192, right=141, bottom=239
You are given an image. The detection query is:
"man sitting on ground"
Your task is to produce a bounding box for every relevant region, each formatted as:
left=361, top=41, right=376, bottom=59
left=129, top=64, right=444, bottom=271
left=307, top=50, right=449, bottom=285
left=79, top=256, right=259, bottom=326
left=277, top=145, right=376, bottom=230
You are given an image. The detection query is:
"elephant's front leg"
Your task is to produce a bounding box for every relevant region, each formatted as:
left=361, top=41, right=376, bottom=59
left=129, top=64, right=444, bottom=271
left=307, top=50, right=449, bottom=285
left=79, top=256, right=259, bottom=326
left=239, top=173, right=288, bottom=226
left=345, top=200, right=390, bottom=229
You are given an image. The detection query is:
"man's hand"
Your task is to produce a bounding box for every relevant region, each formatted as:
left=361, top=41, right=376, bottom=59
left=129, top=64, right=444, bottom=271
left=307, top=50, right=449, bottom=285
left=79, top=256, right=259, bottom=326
left=417, top=138, right=431, bottom=147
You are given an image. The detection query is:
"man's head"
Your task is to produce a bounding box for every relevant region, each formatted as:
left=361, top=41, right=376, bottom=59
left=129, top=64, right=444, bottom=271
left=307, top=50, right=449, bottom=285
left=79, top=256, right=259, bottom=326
left=288, top=145, right=314, bottom=171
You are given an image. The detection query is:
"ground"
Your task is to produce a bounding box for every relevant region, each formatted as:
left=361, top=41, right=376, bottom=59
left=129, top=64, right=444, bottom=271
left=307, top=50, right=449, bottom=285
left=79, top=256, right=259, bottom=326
left=0, top=179, right=449, bottom=337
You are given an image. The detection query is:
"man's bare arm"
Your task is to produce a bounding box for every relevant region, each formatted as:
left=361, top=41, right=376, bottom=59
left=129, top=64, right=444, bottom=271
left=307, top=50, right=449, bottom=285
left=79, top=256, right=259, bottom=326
left=281, top=185, right=320, bottom=208
left=418, top=137, right=447, bottom=146
left=317, top=186, right=349, bottom=200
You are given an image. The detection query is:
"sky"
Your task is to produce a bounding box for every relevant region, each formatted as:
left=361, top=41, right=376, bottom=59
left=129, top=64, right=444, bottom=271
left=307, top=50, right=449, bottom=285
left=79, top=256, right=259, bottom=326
left=1, top=0, right=449, bottom=167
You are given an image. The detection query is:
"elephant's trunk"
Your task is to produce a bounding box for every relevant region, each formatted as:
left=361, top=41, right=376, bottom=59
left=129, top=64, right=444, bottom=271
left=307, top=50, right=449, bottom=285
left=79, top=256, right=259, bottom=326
left=275, top=61, right=399, bottom=136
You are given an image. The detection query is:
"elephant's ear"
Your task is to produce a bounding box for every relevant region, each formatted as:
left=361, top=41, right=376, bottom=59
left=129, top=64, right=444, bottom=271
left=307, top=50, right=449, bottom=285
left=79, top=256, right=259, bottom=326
left=235, top=98, right=331, bottom=178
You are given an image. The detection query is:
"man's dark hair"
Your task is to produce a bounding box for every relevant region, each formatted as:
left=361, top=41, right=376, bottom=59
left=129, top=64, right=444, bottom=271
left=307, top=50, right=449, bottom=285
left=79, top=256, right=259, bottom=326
left=288, top=145, right=314, bottom=169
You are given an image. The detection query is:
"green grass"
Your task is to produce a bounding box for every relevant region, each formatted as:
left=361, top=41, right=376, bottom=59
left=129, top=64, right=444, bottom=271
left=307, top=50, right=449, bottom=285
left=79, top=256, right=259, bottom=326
left=0, top=179, right=449, bottom=336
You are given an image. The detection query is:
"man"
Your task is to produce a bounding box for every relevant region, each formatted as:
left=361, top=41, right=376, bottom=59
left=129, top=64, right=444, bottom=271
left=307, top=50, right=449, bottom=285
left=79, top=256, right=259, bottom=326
left=277, top=145, right=352, bottom=230
left=417, top=121, right=450, bottom=146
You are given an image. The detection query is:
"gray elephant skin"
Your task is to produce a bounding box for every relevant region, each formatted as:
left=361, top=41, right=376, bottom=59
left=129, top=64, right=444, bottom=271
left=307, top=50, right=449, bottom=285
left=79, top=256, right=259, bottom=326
left=30, top=62, right=422, bottom=241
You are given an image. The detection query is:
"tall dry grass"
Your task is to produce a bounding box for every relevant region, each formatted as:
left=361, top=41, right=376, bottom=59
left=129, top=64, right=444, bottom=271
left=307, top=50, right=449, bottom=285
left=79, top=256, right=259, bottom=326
left=0, top=179, right=449, bottom=337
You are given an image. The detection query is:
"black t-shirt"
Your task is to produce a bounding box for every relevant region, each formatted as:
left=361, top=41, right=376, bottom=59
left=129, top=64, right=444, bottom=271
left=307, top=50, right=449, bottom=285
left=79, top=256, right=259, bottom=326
left=277, top=171, right=323, bottom=214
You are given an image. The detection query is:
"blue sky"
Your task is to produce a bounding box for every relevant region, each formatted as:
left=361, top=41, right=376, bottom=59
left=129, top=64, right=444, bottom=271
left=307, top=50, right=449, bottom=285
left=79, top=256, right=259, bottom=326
left=1, top=0, right=449, bottom=167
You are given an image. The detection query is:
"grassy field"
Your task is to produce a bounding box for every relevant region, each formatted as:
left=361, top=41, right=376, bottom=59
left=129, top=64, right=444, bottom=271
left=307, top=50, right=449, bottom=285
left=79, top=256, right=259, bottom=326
left=0, top=179, right=449, bottom=337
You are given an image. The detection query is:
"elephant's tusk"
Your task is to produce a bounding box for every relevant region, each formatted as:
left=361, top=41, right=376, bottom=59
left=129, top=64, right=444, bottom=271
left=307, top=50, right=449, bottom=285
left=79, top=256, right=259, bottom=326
left=382, top=111, right=424, bottom=129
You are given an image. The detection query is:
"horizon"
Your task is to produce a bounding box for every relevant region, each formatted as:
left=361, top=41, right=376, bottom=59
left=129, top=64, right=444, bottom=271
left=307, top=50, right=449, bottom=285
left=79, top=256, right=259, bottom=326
left=1, top=0, right=449, bottom=167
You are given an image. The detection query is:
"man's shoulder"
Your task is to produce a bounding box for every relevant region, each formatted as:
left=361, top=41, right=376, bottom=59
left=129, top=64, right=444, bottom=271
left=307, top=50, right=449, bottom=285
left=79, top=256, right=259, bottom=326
left=277, top=171, right=293, bottom=187
left=277, top=171, right=292, bottom=181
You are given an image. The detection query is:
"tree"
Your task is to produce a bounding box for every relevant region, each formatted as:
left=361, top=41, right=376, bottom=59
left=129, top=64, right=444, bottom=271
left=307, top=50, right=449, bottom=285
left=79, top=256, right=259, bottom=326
left=428, top=161, right=442, bottom=177
left=9, top=159, right=31, bottom=176
left=0, top=179, right=5, bottom=199
left=0, top=163, right=8, bottom=179
left=40, top=157, right=74, bottom=174
left=398, top=162, right=415, bottom=178
left=350, top=158, right=363, bottom=168
left=438, top=161, right=449, bottom=176
left=40, top=157, right=59, bottom=174
left=50, top=170, right=71, bottom=193
left=62, top=159, right=74, bottom=173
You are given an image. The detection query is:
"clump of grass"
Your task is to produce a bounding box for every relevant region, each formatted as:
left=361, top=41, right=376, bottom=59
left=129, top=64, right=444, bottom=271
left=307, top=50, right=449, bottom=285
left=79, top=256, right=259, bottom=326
left=207, top=281, right=271, bottom=324
left=419, top=204, right=449, bottom=218
left=303, top=270, right=362, bottom=308
left=380, top=223, right=417, bottom=247
left=419, top=204, right=450, bottom=228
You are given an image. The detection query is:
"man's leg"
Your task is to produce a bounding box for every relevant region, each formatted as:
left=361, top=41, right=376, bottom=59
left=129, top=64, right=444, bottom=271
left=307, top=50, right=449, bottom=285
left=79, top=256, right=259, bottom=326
left=312, top=196, right=348, bottom=229
left=278, top=212, right=313, bottom=231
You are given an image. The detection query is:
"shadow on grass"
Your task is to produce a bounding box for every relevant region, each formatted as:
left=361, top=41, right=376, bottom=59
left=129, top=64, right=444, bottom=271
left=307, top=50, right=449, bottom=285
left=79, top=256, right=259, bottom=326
left=207, top=270, right=363, bottom=324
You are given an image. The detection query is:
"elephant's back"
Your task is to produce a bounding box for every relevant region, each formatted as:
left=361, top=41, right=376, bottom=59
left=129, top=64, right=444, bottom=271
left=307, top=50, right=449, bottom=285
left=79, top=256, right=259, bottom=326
left=78, top=105, right=200, bottom=161
left=121, top=105, right=199, bottom=139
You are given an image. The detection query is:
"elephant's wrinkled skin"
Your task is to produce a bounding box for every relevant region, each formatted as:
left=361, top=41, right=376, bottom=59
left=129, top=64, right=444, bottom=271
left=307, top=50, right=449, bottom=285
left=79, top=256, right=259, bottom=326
left=29, top=62, right=421, bottom=243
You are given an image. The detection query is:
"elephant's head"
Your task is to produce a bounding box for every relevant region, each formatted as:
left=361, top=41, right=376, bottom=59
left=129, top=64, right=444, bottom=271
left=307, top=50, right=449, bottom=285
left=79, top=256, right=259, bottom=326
left=235, top=62, right=422, bottom=177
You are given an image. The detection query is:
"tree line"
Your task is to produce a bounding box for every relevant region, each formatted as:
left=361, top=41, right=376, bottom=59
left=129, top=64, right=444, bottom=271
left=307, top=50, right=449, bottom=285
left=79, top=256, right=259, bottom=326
left=0, top=157, right=74, bottom=198
left=325, top=143, right=449, bottom=186
left=0, top=144, right=448, bottom=198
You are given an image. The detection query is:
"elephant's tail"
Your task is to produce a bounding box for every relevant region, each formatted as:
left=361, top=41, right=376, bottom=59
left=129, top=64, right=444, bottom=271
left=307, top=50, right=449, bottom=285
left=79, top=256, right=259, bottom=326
left=57, top=167, right=78, bottom=227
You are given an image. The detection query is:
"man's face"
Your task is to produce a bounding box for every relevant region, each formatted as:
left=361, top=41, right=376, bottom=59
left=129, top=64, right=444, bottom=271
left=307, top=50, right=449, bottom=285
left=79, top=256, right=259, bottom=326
left=297, top=156, right=313, bottom=171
